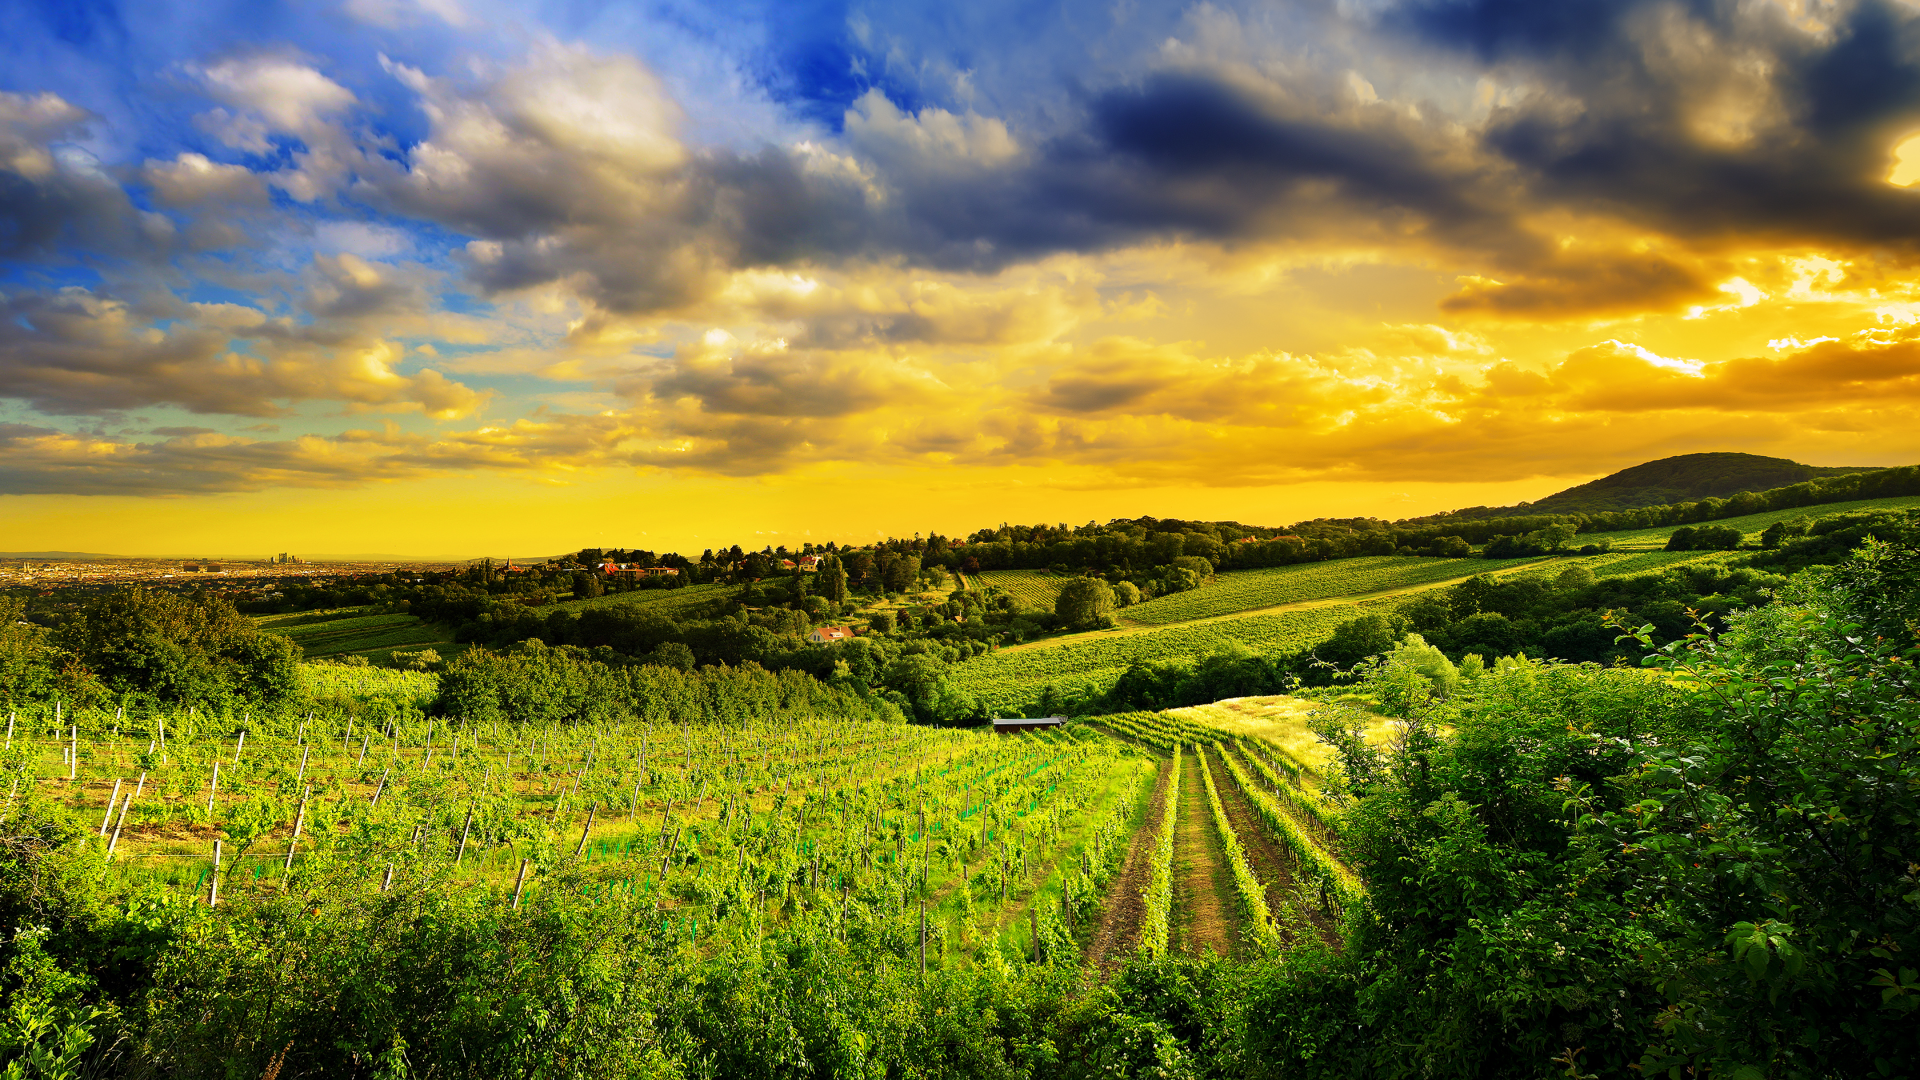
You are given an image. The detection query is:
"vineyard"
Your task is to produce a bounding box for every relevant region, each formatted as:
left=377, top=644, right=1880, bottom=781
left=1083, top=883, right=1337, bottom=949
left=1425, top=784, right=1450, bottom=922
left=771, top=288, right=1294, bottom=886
left=552, top=583, right=732, bottom=615
left=258, top=610, right=458, bottom=661
left=971, top=569, right=1069, bottom=610
left=951, top=604, right=1374, bottom=715
left=8, top=696, right=1365, bottom=973
left=1119, top=555, right=1542, bottom=626
left=300, top=664, right=441, bottom=706
left=1578, top=492, right=1920, bottom=548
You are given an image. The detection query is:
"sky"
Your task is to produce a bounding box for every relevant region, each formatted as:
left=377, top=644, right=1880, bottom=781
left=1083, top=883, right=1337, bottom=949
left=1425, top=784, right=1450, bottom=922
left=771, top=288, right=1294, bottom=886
left=4, top=0, right=1920, bottom=557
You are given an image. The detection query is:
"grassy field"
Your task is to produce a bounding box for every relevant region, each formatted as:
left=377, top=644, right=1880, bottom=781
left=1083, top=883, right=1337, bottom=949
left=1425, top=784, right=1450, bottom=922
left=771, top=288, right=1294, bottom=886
left=974, top=569, right=1068, bottom=610
left=1122, top=556, right=1543, bottom=626
left=952, top=605, right=1376, bottom=716
left=1579, top=493, right=1920, bottom=548
left=258, top=609, right=457, bottom=663
left=550, top=584, right=732, bottom=616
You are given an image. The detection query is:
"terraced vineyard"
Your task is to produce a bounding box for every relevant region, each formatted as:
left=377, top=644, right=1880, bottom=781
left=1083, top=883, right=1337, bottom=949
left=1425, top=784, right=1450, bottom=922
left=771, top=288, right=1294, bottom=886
left=1121, top=555, right=1541, bottom=626
left=972, top=570, right=1068, bottom=609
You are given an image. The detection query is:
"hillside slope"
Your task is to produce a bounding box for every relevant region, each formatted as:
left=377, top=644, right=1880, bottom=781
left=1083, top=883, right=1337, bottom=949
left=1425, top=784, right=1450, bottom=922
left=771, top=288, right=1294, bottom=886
left=1436, top=452, right=1880, bottom=520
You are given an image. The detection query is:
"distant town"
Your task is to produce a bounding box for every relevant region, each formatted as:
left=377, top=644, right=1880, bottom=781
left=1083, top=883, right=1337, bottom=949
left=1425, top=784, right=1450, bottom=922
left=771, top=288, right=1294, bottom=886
left=0, top=554, right=469, bottom=598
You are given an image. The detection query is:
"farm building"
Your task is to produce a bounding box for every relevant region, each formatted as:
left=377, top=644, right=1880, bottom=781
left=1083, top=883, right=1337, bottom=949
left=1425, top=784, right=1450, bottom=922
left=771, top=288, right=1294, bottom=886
left=991, top=716, right=1067, bottom=734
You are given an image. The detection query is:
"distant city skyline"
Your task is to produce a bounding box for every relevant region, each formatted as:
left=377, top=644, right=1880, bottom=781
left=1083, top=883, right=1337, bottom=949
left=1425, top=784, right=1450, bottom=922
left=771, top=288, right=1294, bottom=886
left=3, top=0, right=1919, bottom=556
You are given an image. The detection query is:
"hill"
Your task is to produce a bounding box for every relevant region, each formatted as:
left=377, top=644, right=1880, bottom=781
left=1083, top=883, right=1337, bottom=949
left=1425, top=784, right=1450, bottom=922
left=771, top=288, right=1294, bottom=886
left=1430, top=452, right=1881, bottom=521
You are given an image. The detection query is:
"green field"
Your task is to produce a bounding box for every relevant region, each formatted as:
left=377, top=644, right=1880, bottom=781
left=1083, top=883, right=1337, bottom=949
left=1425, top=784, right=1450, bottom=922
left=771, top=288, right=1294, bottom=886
left=1497, top=549, right=1741, bottom=583
left=300, top=662, right=440, bottom=705
left=1121, top=556, right=1542, bottom=626
left=550, top=583, right=732, bottom=617
left=258, top=609, right=456, bottom=662
left=1579, top=494, right=1920, bottom=548
left=953, top=605, right=1372, bottom=716
left=973, top=569, right=1069, bottom=610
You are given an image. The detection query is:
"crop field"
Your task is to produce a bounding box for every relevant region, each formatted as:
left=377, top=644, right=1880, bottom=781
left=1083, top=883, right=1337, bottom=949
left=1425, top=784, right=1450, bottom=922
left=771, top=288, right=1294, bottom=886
left=259, top=610, right=457, bottom=661
left=953, top=605, right=1371, bottom=716
left=551, top=583, right=732, bottom=617
left=1494, top=549, right=1741, bottom=584
left=301, top=663, right=441, bottom=706
left=1121, top=556, right=1542, bottom=626
left=8, top=701, right=1365, bottom=976
left=973, top=570, right=1068, bottom=610
left=1579, top=493, right=1920, bottom=548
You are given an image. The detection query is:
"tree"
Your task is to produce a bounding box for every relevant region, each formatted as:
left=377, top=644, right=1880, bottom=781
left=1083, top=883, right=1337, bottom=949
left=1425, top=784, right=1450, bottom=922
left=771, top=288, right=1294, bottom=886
left=818, top=556, right=849, bottom=604
left=1113, top=581, right=1142, bottom=607
left=55, top=589, right=300, bottom=709
left=882, top=554, right=921, bottom=593
left=0, top=598, right=72, bottom=706
left=1055, top=577, right=1116, bottom=630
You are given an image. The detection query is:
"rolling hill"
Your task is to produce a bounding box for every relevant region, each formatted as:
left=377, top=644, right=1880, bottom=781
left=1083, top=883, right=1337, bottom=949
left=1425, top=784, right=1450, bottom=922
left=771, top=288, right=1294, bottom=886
left=1425, top=452, right=1884, bottom=521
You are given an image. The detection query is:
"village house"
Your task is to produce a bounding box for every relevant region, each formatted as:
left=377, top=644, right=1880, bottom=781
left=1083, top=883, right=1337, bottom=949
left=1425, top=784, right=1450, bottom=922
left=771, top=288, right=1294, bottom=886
left=808, top=625, right=853, bottom=644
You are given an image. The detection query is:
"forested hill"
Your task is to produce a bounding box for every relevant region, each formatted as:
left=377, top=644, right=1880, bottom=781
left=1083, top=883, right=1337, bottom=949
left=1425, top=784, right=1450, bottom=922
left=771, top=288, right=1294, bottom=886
left=1420, top=452, right=1881, bottom=521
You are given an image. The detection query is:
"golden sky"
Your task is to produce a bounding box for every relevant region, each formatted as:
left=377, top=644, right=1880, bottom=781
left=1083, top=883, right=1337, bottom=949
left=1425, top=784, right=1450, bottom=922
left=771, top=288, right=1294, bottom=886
left=2, top=0, right=1919, bottom=556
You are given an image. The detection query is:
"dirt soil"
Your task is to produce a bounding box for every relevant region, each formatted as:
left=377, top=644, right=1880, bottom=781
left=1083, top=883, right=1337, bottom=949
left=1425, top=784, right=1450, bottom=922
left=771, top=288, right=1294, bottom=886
left=1085, top=754, right=1172, bottom=970
left=1216, top=743, right=1344, bottom=948
left=1171, top=750, right=1239, bottom=958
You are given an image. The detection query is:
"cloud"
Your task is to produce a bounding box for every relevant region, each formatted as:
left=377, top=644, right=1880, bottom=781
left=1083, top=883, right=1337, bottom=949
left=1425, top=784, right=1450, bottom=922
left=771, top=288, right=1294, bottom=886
left=0, top=91, right=164, bottom=258
left=0, top=285, right=489, bottom=418
left=1441, top=252, right=1715, bottom=317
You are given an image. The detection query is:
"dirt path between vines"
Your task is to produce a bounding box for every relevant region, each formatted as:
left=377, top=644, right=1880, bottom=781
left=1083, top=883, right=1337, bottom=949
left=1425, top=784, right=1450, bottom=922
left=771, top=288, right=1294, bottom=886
left=1085, top=754, right=1172, bottom=970
left=1172, top=750, right=1239, bottom=958
left=1209, top=744, right=1341, bottom=949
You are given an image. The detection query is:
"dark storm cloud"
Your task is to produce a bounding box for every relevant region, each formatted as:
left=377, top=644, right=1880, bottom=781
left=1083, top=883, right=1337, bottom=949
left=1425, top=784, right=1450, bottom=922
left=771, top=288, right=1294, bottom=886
left=1395, top=0, right=1920, bottom=250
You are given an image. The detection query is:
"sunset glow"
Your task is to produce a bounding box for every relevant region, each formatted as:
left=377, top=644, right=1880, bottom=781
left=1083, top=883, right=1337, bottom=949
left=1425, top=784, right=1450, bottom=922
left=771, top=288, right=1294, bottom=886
left=3, top=0, right=1918, bottom=555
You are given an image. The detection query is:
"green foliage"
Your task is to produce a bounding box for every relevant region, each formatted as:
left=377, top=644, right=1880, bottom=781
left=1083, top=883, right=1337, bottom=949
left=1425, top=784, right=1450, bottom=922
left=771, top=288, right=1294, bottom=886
left=57, top=589, right=301, bottom=711
left=1054, top=577, right=1116, bottom=630
left=1141, top=744, right=1181, bottom=957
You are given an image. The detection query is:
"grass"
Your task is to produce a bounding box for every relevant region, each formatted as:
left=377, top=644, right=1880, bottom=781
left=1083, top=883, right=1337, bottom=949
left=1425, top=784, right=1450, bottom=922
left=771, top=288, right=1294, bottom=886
left=1579, top=493, right=1920, bottom=548
left=974, top=570, right=1068, bottom=611
left=1121, top=556, right=1542, bottom=626
left=550, top=584, right=732, bottom=617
